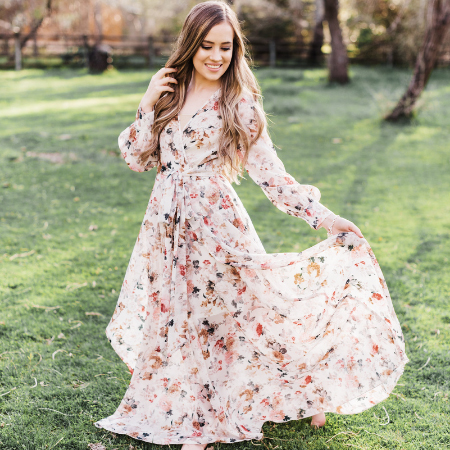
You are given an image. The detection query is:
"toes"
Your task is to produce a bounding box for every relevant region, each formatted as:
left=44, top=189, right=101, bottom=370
left=310, top=413, right=326, bottom=428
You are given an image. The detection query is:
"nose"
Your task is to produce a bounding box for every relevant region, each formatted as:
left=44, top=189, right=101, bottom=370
left=210, top=48, right=222, bottom=62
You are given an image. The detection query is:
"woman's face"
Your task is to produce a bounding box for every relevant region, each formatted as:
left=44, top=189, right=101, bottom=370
left=192, top=21, right=234, bottom=86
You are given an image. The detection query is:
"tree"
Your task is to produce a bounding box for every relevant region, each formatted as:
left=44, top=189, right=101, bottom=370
left=385, top=0, right=450, bottom=121
left=324, top=0, right=349, bottom=83
left=21, top=0, right=52, bottom=49
left=0, top=0, right=53, bottom=49
left=308, top=0, right=325, bottom=65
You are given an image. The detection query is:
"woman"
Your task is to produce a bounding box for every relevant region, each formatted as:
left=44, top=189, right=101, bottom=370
left=94, top=1, right=409, bottom=448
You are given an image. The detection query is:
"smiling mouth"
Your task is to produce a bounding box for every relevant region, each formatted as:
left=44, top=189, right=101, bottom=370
left=205, top=64, right=222, bottom=68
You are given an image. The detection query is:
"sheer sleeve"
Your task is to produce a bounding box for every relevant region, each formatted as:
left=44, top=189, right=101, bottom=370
left=239, top=94, right=334, bottom=230
left=118, top=105, right=159, bottom=173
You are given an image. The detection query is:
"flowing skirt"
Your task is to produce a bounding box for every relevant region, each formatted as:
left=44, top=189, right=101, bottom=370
left=94, top=174, right=409, bottom=444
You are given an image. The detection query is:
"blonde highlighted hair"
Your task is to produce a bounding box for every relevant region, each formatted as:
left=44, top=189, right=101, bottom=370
left=137, top=0, right=268, bottom=184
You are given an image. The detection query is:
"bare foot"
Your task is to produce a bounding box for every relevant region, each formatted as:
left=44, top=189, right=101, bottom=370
left=310, top=412, right=326, bottom=428
left=181, top=445, right=208, bottom=450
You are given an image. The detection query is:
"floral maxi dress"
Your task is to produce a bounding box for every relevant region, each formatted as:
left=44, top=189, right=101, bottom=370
left=94, top=87, right=409, bottom=444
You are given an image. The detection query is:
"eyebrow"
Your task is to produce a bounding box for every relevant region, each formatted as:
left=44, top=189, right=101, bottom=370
left=203, top=40, right=232, bottom=44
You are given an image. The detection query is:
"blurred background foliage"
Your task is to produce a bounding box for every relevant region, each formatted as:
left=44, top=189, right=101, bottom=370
left=0, top=0, right=449, bottom=69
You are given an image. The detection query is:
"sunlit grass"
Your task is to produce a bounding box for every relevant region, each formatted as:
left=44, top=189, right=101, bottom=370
left=1, top=66, right=449, bottom=449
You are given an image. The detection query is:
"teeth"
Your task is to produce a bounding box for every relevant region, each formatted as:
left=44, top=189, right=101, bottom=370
left=206, top=64, right=221, bottom=68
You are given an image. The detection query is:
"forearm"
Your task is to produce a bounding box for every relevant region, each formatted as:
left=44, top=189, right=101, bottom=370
left=319, top=212, right=337, bottom=232
left=140, top=102, right=154, bottom=114
left=118, top=105, right=157, bottom=172
left=139, top=91, right=156, bottom=113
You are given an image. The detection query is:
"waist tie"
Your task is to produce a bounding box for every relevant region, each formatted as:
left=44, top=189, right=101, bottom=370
left=153, top=168, right=218, bottom=359
left=156, top=169, right=218, bottom=225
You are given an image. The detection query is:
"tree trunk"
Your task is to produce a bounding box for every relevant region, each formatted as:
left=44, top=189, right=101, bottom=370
left=324, top=0, right=349, bottom=84
left=19, top=0, right=52, bottom=50
left=94, top=1, right=103, bottom=45
left=308, top=0, right=324, bottom=65
left=269, top=38, right=276, bottom=67
left=14, top=32, right=22, bottom=71
left=385, top=0, right=450, bottom=121
left=290, top=0, right=304, bottom=54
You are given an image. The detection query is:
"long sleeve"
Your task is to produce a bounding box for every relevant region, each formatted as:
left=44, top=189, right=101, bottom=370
left=118, top=105, right=159, bottom=173
left=240, top=95, right=334, bottom=230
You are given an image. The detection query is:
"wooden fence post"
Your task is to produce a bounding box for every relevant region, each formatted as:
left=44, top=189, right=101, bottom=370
left=83, top=34, right=89, bottom=68
left=386, top=43, right=393, bottom=67
left=148, top=35, right=155, bottom=69
left=14, top=31, right=22, bottom=70
left=33, top=33, right=38, bottom=57
left=3, top=36, right=9, bottom=56
left=269, top=38, right=276, bottom=67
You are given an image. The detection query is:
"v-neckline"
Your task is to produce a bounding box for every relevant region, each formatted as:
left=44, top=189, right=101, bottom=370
left=177, top=86, right=221, bottom=136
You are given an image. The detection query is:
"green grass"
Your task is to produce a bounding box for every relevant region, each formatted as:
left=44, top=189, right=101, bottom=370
left=0, top=65, right=449, bottom=450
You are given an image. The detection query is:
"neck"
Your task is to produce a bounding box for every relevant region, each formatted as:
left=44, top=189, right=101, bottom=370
left=188, top=73, right=221, bottom=94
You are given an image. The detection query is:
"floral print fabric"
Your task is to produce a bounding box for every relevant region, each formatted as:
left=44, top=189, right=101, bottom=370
left=94, top=87, right=409, bottom=444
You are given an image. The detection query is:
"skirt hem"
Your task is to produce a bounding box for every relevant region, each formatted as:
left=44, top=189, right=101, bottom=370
left=93, top=356, right=409, bottom=445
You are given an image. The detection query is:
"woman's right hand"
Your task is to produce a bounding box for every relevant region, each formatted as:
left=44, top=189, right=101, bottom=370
left=140, top=67, right=178, bottom=113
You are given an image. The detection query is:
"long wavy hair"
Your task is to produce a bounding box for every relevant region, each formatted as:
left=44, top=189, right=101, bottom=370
left=136, top=0, right=268, bottom=184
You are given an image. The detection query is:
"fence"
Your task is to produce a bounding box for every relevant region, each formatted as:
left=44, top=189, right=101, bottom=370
left=1, top=32, right=450, bottom=70
left=0, top=32, right=323, bottom=70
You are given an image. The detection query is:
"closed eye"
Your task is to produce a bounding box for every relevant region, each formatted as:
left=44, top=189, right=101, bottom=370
left=201, top=46, right=231, bottom=51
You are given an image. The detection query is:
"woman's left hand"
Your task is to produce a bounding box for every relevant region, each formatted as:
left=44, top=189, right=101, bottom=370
left=321, top=214, right=364, bottom=238
left=334, top=216, right=364, bottom=238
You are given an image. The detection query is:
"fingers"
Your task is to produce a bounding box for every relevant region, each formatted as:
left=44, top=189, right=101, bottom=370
left=164, top=77, right=178, bottom=86
left=160, top=79, right=177, bottom=92
left=337, top=218, right=364, bottom=239
left=152, top=67, right=178, bottom=83
left=142, top=67, right=178, bottom=110
left=158, top=66, right=178, bottom=76
left=159, top=67, right=178, bottom=81
left=151, top=71, right=178, bottom=94
left=350, top=224, right=364, bottom=238
left=160, top=68, right=178, bottom=93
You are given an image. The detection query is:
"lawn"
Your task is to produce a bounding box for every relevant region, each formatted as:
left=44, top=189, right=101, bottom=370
left=0, top=65, right=449, bottom=450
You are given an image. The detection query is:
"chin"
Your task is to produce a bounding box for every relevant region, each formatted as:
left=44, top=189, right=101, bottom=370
left=204, top=73, right=222, bottom=79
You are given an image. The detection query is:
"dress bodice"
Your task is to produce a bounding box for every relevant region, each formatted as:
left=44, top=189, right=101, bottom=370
left=179, top=113, right=193, bottom=133
left=118, top=87, right=333, bottom=230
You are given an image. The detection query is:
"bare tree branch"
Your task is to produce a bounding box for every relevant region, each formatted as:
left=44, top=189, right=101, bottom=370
left=19, top=0, right=53, bottom=49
